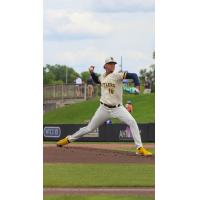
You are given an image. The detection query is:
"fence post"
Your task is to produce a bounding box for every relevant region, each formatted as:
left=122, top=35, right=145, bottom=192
left=84, top=83, right=87, bottom=100
left=43, top=87, right=46, bottom=99
left=62, top=84, right=64, bottom=102
left=53, top=85, right=55, bottom=98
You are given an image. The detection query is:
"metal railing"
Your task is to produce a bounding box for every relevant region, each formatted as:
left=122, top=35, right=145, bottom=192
left=43, top=83, right=100, bottom=101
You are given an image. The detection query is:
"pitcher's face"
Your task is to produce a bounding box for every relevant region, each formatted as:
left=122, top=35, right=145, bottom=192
left=104, top=62, right=116, bottom=73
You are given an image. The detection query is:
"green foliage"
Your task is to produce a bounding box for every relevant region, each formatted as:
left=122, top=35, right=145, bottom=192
left=43, top=64, right=80, bottom=85
left=139, top=69, right=147, bottom=83
left=44, top=163, right=154, bottom=187
left=139, top=51, right=155, bottom=92
left=43, top=69, right=56, bottom=85
left=81, top=71, right=90, bottom=82
left=67, top=67, right=80, bottom=83
left=139, top=66, right=154, bottom=84
left=52, top=80, right=64, bottom=84
left=43, top=94, right=155, bottom=124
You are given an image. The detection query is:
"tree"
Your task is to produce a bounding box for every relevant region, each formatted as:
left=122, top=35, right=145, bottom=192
left=139, top=69, right=147, bottom=83
left=52, top=80, right=64, bottom=84
left=43, top=64, right=80, bottom=85
left=80, top=71, right=101, bottom=83
left=81, top=71, right=90, bottom=83
left=153, top=51, right=155, bottom=59
left=47, top=64, right=68, bottom=83
left=67, top=67, right=80, bottom=83
left=139, top=51, right=155, bottom=92
left=43, top=67, right=55, bottom=85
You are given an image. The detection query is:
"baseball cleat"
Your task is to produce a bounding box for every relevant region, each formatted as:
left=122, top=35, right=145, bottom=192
left=136, top=147, right=152, bottom=156
left=56, top=137, right=70, bottom=147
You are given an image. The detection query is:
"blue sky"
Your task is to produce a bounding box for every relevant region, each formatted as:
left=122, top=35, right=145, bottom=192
left=44, top=0, right=155, bottom=74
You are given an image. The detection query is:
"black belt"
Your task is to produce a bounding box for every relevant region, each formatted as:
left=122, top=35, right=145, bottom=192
left=100, top=102, right=121, bottom=108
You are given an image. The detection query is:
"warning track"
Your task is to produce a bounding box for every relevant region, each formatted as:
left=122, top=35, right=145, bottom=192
left=44, top=187, right=155, bottom=196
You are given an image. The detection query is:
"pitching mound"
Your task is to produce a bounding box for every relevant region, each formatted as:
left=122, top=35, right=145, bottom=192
left=44, top=145, right=154, bottom=164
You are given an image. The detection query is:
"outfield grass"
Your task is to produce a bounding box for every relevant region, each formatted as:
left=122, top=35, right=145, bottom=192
left=44, top=163, right=154, bottom=187
left=44, top=195, right=154, bottom=200
left=43, top=93, right=154, bottom=124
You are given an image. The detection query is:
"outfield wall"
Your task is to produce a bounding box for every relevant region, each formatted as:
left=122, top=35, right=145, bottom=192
left=43, top=123, right=155, bottom=142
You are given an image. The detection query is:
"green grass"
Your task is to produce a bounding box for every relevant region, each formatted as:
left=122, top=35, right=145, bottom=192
left=44, top=195, right=154, bottom=200
left=43, top=93, right=155, bottom=124
left=44, top=163, right=154, bottom=187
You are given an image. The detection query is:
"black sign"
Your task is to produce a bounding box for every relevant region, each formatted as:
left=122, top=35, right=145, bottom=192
left=43, top=123, right=155, bottom=142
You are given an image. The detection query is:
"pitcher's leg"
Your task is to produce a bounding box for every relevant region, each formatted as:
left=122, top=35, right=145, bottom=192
left=67, top=105, right=110, bottom=142
left=111, top=106, right=142, bottom=149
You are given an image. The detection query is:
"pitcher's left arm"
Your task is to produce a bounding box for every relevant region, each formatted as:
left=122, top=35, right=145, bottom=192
left=124, top=72, right=140, bottom=92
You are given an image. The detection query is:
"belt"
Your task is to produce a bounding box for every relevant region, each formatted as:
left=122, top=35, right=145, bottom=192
left=100, top=102, right=121, bottom=108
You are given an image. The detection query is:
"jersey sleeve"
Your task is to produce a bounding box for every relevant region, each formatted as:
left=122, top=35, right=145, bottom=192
left=125, top=72, right=140, bottom=86
left=115, top=72, right=127, bottom=81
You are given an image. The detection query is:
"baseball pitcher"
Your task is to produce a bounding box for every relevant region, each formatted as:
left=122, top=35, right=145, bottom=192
left=57, top=57, right=152, bottom=156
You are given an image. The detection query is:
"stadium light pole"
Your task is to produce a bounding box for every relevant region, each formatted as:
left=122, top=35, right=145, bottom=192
left=66, top=66, right=68, bottom=84
left=120, top=56, right=123, bottom=71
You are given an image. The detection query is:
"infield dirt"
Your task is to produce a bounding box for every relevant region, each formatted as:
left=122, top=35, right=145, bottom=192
left=44, top=143, right=154, bottom=164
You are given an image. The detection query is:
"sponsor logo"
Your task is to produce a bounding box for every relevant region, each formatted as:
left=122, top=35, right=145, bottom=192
left=119, top=126, right=141, bottom=140
left=43, top=127, right=61, bottom=138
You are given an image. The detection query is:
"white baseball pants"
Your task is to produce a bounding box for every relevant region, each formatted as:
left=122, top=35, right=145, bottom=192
left=67, top=104, right=143, bottom=149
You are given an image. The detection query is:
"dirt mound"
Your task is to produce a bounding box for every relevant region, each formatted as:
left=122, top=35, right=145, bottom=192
left=44, top=146, right=154, bottom=164
left=43, top=143, right=155, bottom=150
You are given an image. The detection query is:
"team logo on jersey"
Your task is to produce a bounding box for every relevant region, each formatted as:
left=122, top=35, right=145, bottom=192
left=102, top=82, right=115, bottom=94
left=102, top=83, right=115, bottom=88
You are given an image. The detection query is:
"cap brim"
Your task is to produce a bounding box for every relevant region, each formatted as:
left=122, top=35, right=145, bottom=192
left=105, top=61, right=117, bottom=64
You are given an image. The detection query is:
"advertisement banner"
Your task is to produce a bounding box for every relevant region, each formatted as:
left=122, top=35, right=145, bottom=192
left=43, top=123, right=155, bottom=142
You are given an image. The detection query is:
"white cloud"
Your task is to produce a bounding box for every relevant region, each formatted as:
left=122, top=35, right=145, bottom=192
left=127, top=51, right=147, bottom=60
left=56, top=47, right=107, bottom=68
left=44, top=10, right=112, bottom=40
left=43, top=0, right=155, bottom=73
left=44, top=0, right=154, bottom=13
left=91, top=0, right=154, bottom=13
left=44, top=41, right=153, bottom=74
